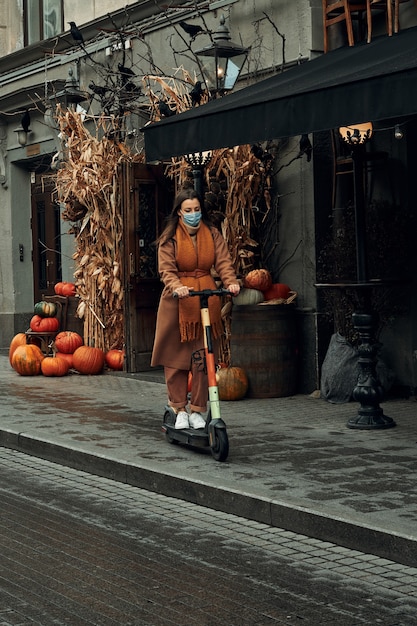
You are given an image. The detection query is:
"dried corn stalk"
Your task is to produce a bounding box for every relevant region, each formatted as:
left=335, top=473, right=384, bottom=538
left=167, top=145, right=271, bottom=276
left=147, top=74, right=273, bottom=365
left=143, top=68, right=208, bottom=120
left=55, top=107, right=142, bottom=351
left=144, top=72, right=270, bottom=277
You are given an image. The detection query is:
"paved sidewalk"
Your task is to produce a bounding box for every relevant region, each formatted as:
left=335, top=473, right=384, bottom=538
left=1, top=354, right=416, bottom=566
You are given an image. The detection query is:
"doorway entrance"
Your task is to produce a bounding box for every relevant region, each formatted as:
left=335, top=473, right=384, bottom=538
left=31, top=174, right=62, bottom=303
left=121, top=163, right=172, bottom=371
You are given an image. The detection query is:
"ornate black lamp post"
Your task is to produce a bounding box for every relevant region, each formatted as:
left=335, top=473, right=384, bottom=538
left=184, top=151, right=212, bottom=198
left=338, top=122, right=395, bottom=430
left=194, top=15, right=249, bottom=97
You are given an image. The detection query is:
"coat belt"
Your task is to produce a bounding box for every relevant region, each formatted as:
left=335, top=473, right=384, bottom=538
left=178, top=270, right=210, bottom=278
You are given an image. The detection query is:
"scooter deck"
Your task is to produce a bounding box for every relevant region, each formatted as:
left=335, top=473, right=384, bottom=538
left=162, top=423, right=209, bottom=447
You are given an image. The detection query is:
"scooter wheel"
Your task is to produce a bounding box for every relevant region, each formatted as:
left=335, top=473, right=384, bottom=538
left=211, top=428, right=229, bottom=462
left=163, top=408, right=178, bottom=444
left=165, top=431, right=178, bottom=445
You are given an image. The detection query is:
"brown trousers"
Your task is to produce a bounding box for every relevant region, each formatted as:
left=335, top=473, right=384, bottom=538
left=164, top=362, right=208, bottom=413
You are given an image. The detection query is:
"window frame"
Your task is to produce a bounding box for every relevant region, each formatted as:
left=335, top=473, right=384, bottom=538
left=23, top=0, right=64, bottom=46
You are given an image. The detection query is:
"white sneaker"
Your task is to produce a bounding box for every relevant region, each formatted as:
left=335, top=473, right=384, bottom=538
left=175, top=411, right=189, bottom=429
left=189, top=412, right=206, bottom=429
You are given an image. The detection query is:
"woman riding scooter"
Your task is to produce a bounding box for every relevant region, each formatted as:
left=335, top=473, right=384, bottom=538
left=151, top=188, right=240, bottom=429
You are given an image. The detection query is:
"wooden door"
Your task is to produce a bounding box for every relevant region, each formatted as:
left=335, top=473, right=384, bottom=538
left=121, top=163, right=172, bottom=371
left=31, top=174, right=62, bottom=303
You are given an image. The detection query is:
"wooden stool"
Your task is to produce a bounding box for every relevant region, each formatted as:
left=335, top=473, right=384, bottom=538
left=25, top=330, right=58, bottom=355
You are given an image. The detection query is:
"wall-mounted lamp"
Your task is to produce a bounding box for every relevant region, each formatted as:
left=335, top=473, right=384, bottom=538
left=394, top=124, right=404, bottom=140
left=14, top=127, right=31, bottom=146
left=195, top=15, right=249, bottom=97
left=339, top=122, right=373, bottom=145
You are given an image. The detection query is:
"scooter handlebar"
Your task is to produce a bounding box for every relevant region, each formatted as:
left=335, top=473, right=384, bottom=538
left=172, top=288, right=232, bottom=299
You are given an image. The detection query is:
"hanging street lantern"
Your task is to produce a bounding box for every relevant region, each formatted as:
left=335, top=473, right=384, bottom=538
left=194, top=15, right=249, bottom=97
left=52, top=67, right=88, bottom=109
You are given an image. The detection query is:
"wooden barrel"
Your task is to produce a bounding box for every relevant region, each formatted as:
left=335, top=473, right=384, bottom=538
left=230, top=304, right=298, bottom=398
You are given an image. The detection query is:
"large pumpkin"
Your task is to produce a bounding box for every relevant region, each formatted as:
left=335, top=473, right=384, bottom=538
left=29, top=315, right=59, bottom=333
left=34, top=301, right=58, bottom=318
left=233, top=288, right=264, bottom=306
left=9, top=333, right=27, bottom=365
left=73, top=346, right=105, bottom=375
left=216, top=366, right=248, bottom=401
left=54, top=331, right=83, bottom=354
left=11, top=344, right=44, bottom=376
left=55, top=352, right=74, bottom=369
left=105, top=349, right=125, bottom=371
left=41, top=356, right=70, bottom=377
left=263, top=283, right=291, bottom=301
left=243, top=269, right=272, bottom=292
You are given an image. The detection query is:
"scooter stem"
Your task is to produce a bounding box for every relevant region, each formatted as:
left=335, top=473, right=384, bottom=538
left=200, top=305, right=221, bottom=420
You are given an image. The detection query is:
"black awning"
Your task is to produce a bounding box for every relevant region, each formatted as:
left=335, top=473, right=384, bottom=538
left=143, top=26, right=417, bottom=162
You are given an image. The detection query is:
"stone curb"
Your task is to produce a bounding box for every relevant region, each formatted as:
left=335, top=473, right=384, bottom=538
left=2, top=427, right=416, bottom=567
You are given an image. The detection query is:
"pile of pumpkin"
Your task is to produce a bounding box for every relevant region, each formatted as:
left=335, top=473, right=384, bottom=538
left=9, top=331, right=125, bottom=377
left=9, top=299, right=124, bottom=377
left=234, top=269, right=294, bottom=306
left=213, top=268, right=295, bottom=399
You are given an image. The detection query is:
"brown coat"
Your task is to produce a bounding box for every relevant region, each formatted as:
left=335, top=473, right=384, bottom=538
left=151, top=226, right=237, bottom=370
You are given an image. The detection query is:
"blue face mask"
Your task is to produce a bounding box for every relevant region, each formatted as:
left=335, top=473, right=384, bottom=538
left=182, top=212, right=201, bottom=227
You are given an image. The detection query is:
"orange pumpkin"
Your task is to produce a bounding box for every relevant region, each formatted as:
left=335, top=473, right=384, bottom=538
left=54, top=282, right=65, bottom=295
left=54, top=331, right=83, bottom=354
left=9, top=333, right=27, bottom=365
left=105, top=349, right=125, bottom=371
left=11, top=344, right=44, bottom=376
left=263, top=283, right=291, bottom=301
left=61, top=282, right=76, bottom=297
left=216, top=366, right=248, bottom=401
left=29, top=315, right=59, bottom=333
left=243, top=269, right=272, bottom=292
left=55, top=352, right=74, bottom=369
left=41, top=356, right=70, bottom=377
left=73, top=346, right=105, bottom=375
left=54, top=281, right=76, bottom=297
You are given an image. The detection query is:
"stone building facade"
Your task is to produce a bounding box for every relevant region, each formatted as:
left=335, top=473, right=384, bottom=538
left=1, top=0, right=417, bottom=394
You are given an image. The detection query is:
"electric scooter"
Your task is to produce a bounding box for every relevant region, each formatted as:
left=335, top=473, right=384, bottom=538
left=162, top=288, right=232, bottom=462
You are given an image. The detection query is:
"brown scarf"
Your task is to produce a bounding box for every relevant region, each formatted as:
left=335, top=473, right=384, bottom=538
left=176, top=221, right=223, bottom=342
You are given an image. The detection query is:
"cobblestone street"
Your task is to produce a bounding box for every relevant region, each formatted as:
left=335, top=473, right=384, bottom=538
left=1, top=448, right=417, bottom=625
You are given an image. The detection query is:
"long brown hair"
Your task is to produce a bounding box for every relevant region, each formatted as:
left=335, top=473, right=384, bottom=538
left=156, top=187, right=211, bottom=245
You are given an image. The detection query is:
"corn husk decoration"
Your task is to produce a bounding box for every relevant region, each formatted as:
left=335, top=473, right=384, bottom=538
left=55, top=69, right=273, bottom=365
left=55, top=107, right=142, bottom=351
